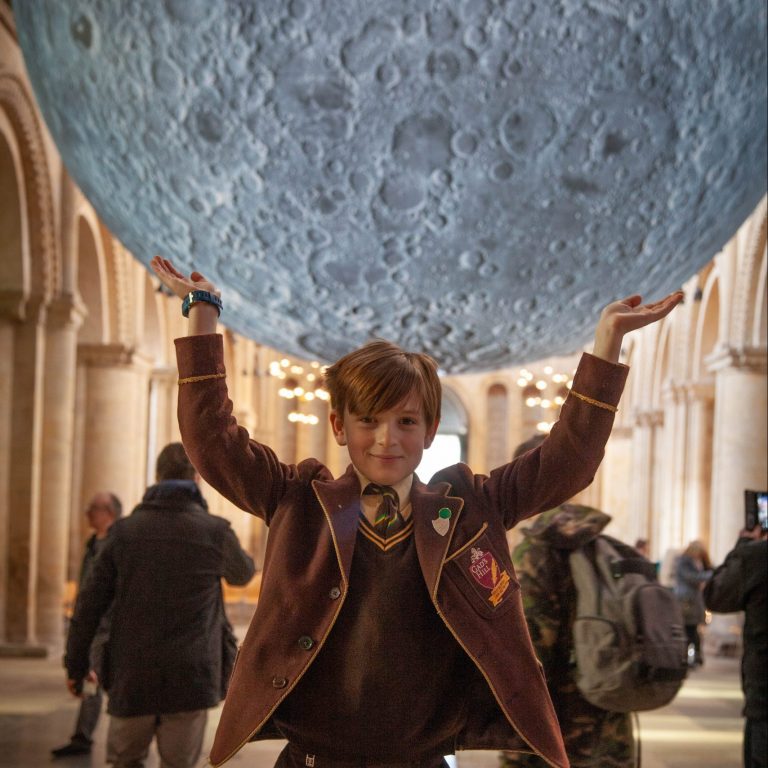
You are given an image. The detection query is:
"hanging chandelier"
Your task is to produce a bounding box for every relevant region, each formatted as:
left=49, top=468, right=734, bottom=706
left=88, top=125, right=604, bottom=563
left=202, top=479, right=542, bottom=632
left=268, top=358, right=330, bottom=426
left=517, top=365, right=574, bottom=433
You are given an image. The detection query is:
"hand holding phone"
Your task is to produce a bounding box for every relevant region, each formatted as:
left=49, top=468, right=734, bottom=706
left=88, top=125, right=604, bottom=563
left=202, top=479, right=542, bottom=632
left=744, top=489, right=768, bottom=532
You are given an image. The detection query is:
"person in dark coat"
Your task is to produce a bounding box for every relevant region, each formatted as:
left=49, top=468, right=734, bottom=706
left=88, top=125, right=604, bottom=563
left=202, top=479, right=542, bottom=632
left=704, top=525, right=767, bottom=768
left=52, top=491, right=122, bottom=759
left=65, top=442, right=256, bottom=768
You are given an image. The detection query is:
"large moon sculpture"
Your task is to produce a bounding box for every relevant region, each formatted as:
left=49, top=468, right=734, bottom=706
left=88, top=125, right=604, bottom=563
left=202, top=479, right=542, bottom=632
left=15, top=1, right=767, bottom=372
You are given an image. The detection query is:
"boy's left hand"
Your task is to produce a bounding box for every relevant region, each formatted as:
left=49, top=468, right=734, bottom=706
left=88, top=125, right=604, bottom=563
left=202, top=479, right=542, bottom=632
left=593, top=290, right=684, bottom=362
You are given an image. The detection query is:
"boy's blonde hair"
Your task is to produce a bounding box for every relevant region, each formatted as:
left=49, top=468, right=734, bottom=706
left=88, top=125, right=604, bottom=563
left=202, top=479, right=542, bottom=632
left=324, top=340, right=441, bottom=428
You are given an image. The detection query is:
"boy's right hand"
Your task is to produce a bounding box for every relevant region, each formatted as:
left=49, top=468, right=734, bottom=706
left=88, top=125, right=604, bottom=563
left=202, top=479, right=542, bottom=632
left=150, top=256, right=220, bottom=300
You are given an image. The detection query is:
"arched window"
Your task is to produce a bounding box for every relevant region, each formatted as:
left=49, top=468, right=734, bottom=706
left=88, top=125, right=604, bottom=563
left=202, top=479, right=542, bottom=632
left=416, top=386, right=467, bottom=482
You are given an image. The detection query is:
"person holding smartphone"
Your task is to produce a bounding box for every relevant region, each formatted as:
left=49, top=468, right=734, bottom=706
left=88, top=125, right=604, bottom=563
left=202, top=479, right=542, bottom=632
left=704, top=519, right=767, bottom=768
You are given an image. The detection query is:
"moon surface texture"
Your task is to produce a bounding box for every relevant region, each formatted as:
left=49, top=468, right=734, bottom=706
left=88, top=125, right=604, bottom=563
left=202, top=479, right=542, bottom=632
left=15, top=1, right=767, bottom=371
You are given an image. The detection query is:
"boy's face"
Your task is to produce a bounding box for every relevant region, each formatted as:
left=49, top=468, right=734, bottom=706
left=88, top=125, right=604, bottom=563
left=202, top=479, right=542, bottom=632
left=330, top=391, right=438, bottom=486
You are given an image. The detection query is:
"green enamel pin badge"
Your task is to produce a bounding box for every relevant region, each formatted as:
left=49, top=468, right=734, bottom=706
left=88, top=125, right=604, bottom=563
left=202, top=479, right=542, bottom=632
left=432, top=507, right=452, bottom=536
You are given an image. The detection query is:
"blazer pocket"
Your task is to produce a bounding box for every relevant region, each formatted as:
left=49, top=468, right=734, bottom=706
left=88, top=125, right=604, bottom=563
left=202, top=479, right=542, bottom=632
left=445, top=531, right=519, bottom=618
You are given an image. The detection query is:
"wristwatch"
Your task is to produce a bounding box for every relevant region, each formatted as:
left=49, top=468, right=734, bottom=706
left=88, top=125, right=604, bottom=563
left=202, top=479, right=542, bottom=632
left=181, top=290, right=223, bottom=318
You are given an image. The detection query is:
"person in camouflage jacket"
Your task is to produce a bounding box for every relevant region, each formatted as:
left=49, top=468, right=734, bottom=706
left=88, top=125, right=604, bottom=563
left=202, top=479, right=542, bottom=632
left=500, top=502, right=635, bottom=768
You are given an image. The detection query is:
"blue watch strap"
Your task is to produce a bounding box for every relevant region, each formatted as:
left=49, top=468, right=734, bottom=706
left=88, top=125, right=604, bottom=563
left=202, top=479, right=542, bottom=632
left=181, top=290, right=223, bottom=318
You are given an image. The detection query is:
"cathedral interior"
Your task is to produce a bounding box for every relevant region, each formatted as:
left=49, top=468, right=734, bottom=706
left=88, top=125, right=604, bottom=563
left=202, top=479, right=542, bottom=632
left=0, top=2, right=766, bottom=767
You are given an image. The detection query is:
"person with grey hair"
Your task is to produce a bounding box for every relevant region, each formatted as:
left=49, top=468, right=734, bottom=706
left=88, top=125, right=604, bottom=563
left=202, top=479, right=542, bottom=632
left=64, top=443, right=255, bottom=768
left=52, top=492, right=122, bottom=759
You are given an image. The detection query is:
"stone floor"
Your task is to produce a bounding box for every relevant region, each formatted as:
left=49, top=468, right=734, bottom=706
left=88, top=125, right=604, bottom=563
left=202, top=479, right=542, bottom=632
left=0, top=650, right=744, bottom=768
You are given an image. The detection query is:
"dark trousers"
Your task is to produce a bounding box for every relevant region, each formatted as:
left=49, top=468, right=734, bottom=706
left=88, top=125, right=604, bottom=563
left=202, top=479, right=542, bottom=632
left=72, top=689, right=103, bottom=744
left=745, top=717, right=767, bottom=768
left=684, top=624, right=703, bottom=664
left=275, top=744, right=451, bottom=768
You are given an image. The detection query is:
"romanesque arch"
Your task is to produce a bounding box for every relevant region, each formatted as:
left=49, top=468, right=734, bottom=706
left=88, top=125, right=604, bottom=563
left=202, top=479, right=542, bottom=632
left=0, top=74, right=60, bottom=647
left=0, top=74, right=57, bottom=303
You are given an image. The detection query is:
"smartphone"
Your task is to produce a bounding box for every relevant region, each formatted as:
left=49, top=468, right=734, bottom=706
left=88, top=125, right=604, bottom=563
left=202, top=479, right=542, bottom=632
left=744, top=489, right=768, bottom=531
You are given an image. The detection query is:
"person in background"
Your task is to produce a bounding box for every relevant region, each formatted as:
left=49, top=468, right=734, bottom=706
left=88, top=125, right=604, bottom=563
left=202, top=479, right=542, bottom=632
left=52, top=492, right=122, bottom=759
left=704, top=525, right=767, bottom=768
left=500, top=435, right=635, bottom=768
left=634, top=538, right=661, bottom=576
left=64, top=443, right=255, bottom=768
left=673, top=540, right=713, bottom=667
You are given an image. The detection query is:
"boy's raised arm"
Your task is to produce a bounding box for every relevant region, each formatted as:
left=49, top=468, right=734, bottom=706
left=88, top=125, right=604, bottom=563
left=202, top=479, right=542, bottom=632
left=150, top=256, right=220, bottom=335
left=591, top=291, right=684, bottom=362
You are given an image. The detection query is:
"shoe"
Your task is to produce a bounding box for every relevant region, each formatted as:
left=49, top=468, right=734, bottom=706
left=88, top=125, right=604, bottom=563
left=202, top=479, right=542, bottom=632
left=51, top=741, right=92, bottom=758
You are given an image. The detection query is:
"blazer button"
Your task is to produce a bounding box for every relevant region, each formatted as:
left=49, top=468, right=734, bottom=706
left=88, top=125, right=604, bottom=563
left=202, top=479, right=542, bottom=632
left=298, top=635, right=314, bottom=651
left=329, top=586, right=341, bottom=600
left=272, top=676, right=288, bottom=689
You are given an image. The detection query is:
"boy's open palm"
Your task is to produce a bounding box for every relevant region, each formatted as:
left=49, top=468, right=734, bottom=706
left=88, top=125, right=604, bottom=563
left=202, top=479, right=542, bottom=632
left=593, top=290, right=684, bottom=362
left=601, top=291, right=684, bottom=335
left=150, top=256, right=220, bottom=300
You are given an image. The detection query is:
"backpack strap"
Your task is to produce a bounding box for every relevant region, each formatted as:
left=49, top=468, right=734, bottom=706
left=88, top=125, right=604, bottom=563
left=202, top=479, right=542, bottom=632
left=601, top=534, right=659, bottom=581
left=609, top=558, right=658, bottom=581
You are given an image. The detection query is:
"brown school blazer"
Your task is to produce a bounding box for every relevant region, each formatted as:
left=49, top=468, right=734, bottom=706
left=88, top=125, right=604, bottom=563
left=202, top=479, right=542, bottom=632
left=175, top=335, right=628, bottom=768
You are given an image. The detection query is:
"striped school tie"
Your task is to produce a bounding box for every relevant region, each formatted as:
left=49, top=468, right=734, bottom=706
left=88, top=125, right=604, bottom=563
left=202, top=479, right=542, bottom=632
left=363, top=483, right=403, bottom=538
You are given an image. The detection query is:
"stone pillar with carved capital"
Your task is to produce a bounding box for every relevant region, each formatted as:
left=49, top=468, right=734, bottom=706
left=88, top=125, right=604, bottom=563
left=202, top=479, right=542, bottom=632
left=658, top=383, right=688, bottom=552
left=35, top=295, right=86, bottom=648
left=682, top=381, right=715, bottom=548
left=77, top=343, right=153, bottom=519
left=708, top=345, right=768, bottom=562
left=630, top=409, right=664, bottom=556
left=296, top=396, right=328, bottom=466
left=2, top=297, right=46, bottom=650
left=146, top=366, right=178, bottom=487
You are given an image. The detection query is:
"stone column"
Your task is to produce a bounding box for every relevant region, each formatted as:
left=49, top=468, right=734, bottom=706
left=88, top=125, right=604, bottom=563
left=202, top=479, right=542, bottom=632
left=325, top=421, right=348, bottom=478
left=0, top=293, right=24, bottom=643
left=35, top=295, right=85, bottom=648
left=594, top=424, right=633, bottom=542
left=708, top=346, right=768, bottom=562
left=274, top=395, right=298, bottom=464
left=3, top=298, right=46, bottom=650
left=485, top=384, right=509, bottom=472
left=77, top=344, right=153, bottom=515
left=146, top=366, right=178, bottom=486
left=295, top=396, right=328, bottom=465
left=683, top=381, right=715, bottom=547
left=659, top=384, right=687, bottom=550
left=630, top=410, right=664, bottom=558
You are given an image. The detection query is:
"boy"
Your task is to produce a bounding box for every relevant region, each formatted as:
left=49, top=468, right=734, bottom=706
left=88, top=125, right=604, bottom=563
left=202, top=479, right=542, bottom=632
left=151, top=256, right=682, bottom=768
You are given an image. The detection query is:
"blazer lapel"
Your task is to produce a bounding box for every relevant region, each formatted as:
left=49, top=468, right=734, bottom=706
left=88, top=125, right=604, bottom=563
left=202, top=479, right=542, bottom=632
left=311, top=467, right=362, bottom=587
left=411, top=478, right=464, bottom=600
